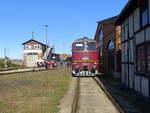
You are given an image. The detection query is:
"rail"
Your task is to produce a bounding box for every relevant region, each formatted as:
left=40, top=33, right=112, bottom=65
left=0, top=68, right=54, bottom=76
left=71, top=77, right=80, bottom=113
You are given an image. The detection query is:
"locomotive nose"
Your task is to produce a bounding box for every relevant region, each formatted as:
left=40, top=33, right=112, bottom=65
left=83, top=66, right=88, bottom=71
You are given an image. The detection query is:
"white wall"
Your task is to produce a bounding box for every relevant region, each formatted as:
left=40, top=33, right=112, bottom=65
left=135, top=75, right=141, bottom=93
left=141, top=77, right=149, bottom=97
left=135, top=30, right=145, bottom=44
left=134, top=8, right=140, bottom=32
left=129, top=65, right=134, bottom=89
left=146, top=27, right=150, bottom=41
left=129, top=14, right=134, bottom=37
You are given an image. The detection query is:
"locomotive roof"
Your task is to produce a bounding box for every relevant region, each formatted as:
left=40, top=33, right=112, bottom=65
left=74, top=37, right=96, bottom=43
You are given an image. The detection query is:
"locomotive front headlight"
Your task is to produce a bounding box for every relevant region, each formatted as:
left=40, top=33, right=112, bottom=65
left=93, top=65, right=96, bottom=69
left=75, top=65, right=79, bottom=68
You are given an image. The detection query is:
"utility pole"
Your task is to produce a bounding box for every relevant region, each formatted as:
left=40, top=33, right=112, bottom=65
left=45, top=25, right=48, bottom=48
left=32, top=31, right=34, bottom=40
left=4, top=48, right=6, bottom=58
left=63, top=42, right=65, bottom=54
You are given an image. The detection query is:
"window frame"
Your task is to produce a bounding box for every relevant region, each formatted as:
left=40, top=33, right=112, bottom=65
left=147, top=43, right=150, bottom=72
left=136, top=42, right=150, bottom=76
left=86, top=42, right=97, bottom=51
left=140, top=0, right=149, bottom=28
left=72, top=43, right=85, bottom=51
left=136, top=44, right=146, bottom=73
left=25, top=45, right=31, bottom=49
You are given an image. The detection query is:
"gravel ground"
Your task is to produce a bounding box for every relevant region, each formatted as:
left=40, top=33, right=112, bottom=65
left=78, top=77, right=118, bottom=113
left=59, top=77, right=77, bottom=113
left=59, top=77, right=119, bottom=113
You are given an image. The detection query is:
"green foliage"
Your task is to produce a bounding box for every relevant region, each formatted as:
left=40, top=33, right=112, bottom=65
left=0, top=58, right=20, bottom=68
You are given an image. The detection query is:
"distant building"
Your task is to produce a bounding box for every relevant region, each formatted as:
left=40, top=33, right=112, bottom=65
left=116, top=0, right=150, bottom=98
left=60, top=54, right=71, bottom=61
left=11, top=59, right=22, bottom=65
left=22, top=39, right=47, bottom=67
left=94, top=16, right=121, bottom=77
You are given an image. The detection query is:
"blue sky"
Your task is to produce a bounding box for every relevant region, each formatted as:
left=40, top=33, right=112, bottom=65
left=0, top=0, right=128, bottom=59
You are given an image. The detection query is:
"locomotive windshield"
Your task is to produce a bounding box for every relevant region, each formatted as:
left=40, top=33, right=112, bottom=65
left=74, top=43, right=85, bottom=50
left=86, top=43, right=96, bottom=50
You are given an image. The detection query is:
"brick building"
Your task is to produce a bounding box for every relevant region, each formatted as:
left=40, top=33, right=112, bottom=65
left=22, top=39, right=47, bottom=67
left=116, top=0, right=150, bottom=98
left=94, top=16, right=121, bottom=77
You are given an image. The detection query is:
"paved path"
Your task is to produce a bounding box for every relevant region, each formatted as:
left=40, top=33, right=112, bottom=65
left=78, top=77, right=118, bottom=113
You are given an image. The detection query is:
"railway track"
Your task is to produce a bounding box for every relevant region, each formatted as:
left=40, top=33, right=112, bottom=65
left=71, top=77, right=80, bottom=113
left=0, top=68, right=54, bottom=76
left=71, top=77, right=125, bottom=113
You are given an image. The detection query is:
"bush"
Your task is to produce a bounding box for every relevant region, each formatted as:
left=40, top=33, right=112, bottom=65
left=0, top=58, right=20, bottom=68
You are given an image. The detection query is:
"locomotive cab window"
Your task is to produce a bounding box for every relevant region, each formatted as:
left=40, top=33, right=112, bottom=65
left=86, top=43, right=96, bottom=50
left=74, top=43, right=85, bottom=50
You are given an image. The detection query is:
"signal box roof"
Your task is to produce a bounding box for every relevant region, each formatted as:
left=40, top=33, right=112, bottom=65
left=74, top=37, right=96, bottom=43
left=22, top=39, right=47, bottom=46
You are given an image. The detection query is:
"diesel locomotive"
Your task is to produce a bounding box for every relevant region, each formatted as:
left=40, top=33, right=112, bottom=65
left=71, top=37, right=100, bottom=76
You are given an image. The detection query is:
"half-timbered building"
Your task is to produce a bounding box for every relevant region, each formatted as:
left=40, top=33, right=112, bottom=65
left=116, top=0, right=150, bottom=98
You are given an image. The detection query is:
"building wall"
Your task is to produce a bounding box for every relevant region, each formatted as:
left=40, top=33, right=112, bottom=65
left=120, top=0, right=150, bottom=98
left=94, top=17, right=121, bottom=76
left=23, top=41, right=46, bottom=67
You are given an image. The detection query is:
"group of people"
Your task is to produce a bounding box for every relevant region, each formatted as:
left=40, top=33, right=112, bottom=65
left=60, top=61, right=71, bottom=68
left=37, top=60, right=71, bottom=69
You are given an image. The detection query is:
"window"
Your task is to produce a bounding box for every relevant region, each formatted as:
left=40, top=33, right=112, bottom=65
left=35, top=45, right=38, bottom=49
left=136, top=43, right=150, bottom=74
left=108, top=41, right=115, bottom=71
left=38, top=46, right=41, bottom=49
left=27, top=52, right=38, bottom=55
left=34, top=45, right=41, bottom=49
left=108, top=41, right=115, bottom=50
left=99, top=29, right=103, bottom=46
left=140, top=0, right=148, bottom=27
left=25, top=45, right=31, bottom=49
left=86, top=43, right=96, bottom=50
left=27, top=53, right=32, bottom=55
left=74, top=43, right=85, bottom=50
left=137, top=45, right=145, bottom=72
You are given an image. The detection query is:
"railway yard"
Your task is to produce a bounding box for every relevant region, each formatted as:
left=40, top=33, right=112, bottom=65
left=0, top=68, right=148, bottom=113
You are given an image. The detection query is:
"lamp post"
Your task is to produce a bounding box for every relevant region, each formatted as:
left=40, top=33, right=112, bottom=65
left=45, top=25, right=48, bottom=48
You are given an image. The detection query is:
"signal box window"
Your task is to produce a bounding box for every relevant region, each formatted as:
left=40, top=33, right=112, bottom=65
left=27, top=52, right=38, bottom=55
left=86, top=43, right=96, bottom=50
left=74, top=43, right=85, bottom=50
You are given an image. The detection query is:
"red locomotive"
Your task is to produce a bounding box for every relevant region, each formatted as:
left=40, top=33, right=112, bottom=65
left=72, top=37, right=100, bottom=76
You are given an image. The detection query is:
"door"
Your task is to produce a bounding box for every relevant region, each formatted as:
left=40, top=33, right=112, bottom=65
left=26, top=53, right=38, bottom=67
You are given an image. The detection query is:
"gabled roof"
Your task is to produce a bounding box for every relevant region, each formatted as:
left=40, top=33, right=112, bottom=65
left=116, top=0, right=141, bottom=24
left=22, top=39, right=47, bottom=46
left=97, top=16, right=118, bottom=24
left=74, top=37, right=96, bottom=43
